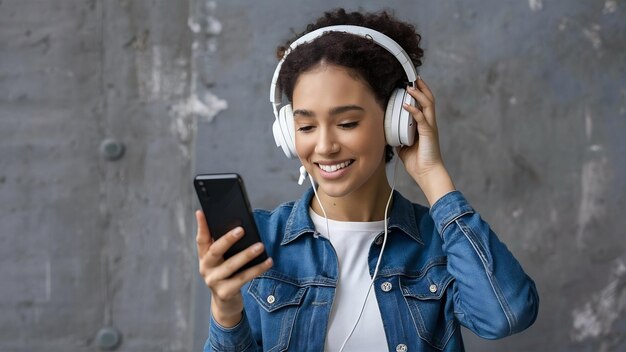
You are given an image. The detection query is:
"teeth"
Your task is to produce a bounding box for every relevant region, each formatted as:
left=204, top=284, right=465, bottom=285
left=319, top=161, right=352, bottom=172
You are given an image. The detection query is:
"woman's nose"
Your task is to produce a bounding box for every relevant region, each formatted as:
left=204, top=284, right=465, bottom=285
left=315, top=130, right=339, bottom=155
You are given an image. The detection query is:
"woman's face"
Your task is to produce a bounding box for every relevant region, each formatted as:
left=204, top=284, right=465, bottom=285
left=292, top=64, right=388, bottom=198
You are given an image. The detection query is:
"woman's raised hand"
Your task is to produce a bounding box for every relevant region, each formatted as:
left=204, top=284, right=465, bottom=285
left=196, top=210, right=273, bottom=327
left=398, top=77, right=456, bottom=206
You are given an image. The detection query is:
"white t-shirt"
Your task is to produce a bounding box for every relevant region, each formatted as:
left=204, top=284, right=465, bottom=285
left=309, top=208, right=388, bottom=352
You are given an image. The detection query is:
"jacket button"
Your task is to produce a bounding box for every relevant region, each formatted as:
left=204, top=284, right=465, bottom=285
left=429, top=284, right=438, bottom=293
left=381, top=281, right=393, bottom=292
left=396, top=343, right=408, bottom=352
left=374, top=236, right=383, bottom=245
left=267, top=295, right=275, bottom=304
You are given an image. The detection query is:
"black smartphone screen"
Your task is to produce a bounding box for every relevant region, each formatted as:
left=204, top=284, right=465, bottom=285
left=194, top=173, right=268, bottom=273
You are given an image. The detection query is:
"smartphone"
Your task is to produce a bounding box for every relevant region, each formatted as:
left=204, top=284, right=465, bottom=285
left=194, top=173, right=268, bottom=274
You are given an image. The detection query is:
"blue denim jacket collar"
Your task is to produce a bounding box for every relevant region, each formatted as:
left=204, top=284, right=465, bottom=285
left=280, top=187, right=423, bottom=245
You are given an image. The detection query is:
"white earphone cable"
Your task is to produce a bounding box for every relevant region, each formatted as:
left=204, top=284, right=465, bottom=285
left=309, top=175, right=330, bottom=240
left=337, top=157, right=399, bottom=352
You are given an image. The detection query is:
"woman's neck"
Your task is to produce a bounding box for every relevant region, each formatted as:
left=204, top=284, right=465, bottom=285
left=310, top=164, right=393, bottom=222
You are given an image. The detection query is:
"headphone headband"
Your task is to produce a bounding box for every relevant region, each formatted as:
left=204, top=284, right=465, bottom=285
left=270, top=25, right=418, bottom=117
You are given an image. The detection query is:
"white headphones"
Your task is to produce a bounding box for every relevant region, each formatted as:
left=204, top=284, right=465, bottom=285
left=270, top=25, right=418, bottom=159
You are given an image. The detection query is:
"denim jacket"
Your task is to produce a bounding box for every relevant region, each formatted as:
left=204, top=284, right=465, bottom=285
left=205, top=189, right=539, bottom=351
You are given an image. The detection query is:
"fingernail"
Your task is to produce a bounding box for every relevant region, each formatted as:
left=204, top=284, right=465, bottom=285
left=266, top=258, right=273, bottom=266
left=232, top=227, right=244, bottom=238
left=252, top=242, right=264, bottom=252
left=417, top=75, right=422, bottom=81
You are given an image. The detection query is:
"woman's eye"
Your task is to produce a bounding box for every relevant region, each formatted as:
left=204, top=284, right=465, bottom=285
left=297, top=126, right=314, bottom=132
left=339, top=122, right=359, bottom=129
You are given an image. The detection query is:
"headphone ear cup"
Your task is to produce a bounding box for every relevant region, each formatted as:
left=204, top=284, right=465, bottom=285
left=384, top=88, right=417, bottom=147
left=276, top=104, right=298, bottom=159
left=272, top=118, right=291, bottom=158
left=384, top=88, right=403, bottom=147
left=398, top=92, right=416, bottom=146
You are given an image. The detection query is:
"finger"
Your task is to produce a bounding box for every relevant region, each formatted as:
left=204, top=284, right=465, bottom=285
left=213, top=241, right=267, bottom=279
left=407, top=85, right=433, bottom=111
left=219, top=257, right=274, bottom=295
left=403, top=102, right=439, bottom=138
left=403, top=102, right=430, bottom=129
left=406, top=86, right=437, bottom=128
left=204, top=226, right=246, bottom=264
left=195, top=210, right=213, bottom=255
left=415, top=77, right=435, bottom=103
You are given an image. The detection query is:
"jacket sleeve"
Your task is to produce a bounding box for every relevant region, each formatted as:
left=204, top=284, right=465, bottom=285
left=204, top=311, right=261, bottom=352
left=429, top=191, right=539, bottom=339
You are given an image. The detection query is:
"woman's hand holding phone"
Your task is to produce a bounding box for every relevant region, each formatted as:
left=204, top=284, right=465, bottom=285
left=195, top=210, right=273, bottom=328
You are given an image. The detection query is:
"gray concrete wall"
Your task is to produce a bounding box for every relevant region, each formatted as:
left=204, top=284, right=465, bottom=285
left=1, top=0, right=198, bottom=350
left=1, top=0, right=625, bottom=351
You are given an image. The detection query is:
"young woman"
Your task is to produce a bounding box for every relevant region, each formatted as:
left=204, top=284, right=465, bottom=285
left=196, top=8, right=539, bottom=352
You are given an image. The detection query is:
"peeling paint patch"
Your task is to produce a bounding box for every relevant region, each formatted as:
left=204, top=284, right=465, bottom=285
left=582, top=24, right=602, bottom=51
left=589, top=145, right=602, bottom=152
left=136, top=45, right=161, bottom=101
left=188, top=18, right=201, bottom=34
left=169, top=92, right=227, bottom=159
left=529, top=0, right=543, bottom=12
left=206, top=16, right=222, bottom=35
left=603, top=0, right=618, bottom=14
left=188, top=16, right=222, bottom=35
left=170, top=93, right=228, bottom=125
left=571, top=259, right=626, bottom=341
left=135, top=44, right=187, bottom=102
left=176, top=305, right=187, bottom=331
left=175, top=115, right=192, bottom=145
left=174, top=0, right=228, bottom=160
left=576, top=157, right=610, bottom=247
left=175, top=201, right=186, bottom=239
left=573, top=303, right=602, bottom=339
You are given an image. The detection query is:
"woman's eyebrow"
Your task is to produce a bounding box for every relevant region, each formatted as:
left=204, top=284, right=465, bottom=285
left=293, top=105, right=365, bottom=118
left=329, top=105, right=365, bottom=115
left=292, top=109, right=315, bottom=118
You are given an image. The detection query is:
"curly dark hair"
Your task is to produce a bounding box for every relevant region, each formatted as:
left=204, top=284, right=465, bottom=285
left=276, top=8, right=424, bottom=162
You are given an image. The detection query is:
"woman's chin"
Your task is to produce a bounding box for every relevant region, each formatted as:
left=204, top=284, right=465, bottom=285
left=315, top=182, right=350, bottom=199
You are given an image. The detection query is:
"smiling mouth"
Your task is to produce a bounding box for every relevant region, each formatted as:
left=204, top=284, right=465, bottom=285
left=316, top=160, right=355, bottom=173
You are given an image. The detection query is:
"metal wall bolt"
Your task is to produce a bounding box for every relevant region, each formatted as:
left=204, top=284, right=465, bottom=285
left=99, top=138, right=125, bottom=161
left=95, top=326, right=122, bottom=350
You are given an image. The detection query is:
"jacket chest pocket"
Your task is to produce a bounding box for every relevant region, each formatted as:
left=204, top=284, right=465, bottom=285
left=248, top=277, right=308, bottom=352
left=400, top=264, right=456, bottom=350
